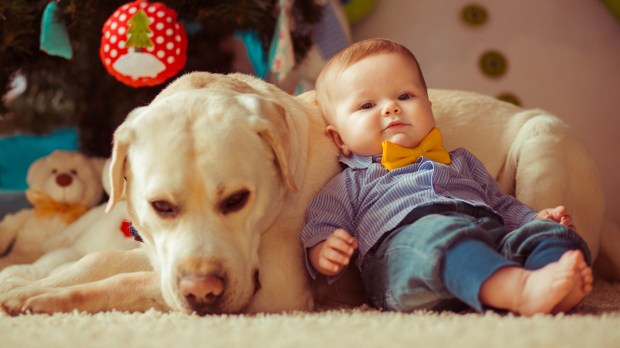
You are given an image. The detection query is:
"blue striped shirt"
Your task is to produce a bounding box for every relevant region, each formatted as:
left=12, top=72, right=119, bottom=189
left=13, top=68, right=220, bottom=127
left=301, top=148, right=538, bottom=277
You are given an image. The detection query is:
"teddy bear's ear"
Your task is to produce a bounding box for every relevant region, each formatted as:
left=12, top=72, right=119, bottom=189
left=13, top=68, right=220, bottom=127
left=25, top=151, right=58, bottom=188
left=26, top=150, right=68, bottom=190
left=106, top=107, right=144, bottom=212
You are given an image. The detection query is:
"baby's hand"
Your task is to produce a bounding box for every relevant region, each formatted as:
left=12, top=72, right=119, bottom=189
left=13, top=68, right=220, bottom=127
left=536, top=205, right=576, bottom=230
left=310, top=229, right=358, bottom=277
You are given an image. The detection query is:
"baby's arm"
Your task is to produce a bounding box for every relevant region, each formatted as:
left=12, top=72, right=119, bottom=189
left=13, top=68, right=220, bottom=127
left=536, top=205, right=576, bottom=230
left=308, top=228, right=358, bottom=277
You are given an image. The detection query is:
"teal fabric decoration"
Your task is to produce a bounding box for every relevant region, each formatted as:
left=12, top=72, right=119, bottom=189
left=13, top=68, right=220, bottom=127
left=234, top=31, right=268, bottom=79
left=0, top=128, right=78, bottom=191
left=40, top=1, right=73, bottom=59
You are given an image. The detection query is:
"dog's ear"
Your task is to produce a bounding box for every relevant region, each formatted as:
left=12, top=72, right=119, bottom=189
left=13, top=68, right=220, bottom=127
left=106, top=107, right=142, bottom=212
left=296, top=90, right=317, bottom=106
left=241, top=95, right=298, bottom=192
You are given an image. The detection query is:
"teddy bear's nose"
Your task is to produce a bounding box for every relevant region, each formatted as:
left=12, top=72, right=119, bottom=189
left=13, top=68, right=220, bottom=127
left=55, top=173, right=73, bottom=187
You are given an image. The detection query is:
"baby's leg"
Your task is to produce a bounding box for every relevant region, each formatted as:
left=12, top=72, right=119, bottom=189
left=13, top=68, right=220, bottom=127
left=479, top=249, right=592, bottom=316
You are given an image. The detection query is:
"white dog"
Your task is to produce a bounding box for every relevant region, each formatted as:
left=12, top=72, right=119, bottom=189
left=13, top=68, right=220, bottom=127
left=1, top=73, right=615, bottom=315
left=0, top=72, right=341, bottom=315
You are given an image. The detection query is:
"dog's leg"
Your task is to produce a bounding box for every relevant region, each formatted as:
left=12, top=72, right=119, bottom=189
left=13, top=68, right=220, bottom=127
left=0, top=248, right=153, bottom=313
left=3, top=271, right=167, bottom=315
left=41, top=248, right=152, bottom=287
left=497, top=115, right=604, bottom=262
left=0, top=248, right=81, bottom=287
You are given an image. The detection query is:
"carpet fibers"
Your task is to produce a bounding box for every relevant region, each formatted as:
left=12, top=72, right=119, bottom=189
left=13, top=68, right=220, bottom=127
left=1, top=281, right=620, bottom=348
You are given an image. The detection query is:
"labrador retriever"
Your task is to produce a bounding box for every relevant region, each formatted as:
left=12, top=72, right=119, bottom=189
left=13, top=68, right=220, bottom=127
left=0, top=72, right=341, bottom=315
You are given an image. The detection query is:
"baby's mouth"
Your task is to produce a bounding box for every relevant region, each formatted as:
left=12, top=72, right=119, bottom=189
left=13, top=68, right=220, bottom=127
left=384, top=121, right=408, bottom=131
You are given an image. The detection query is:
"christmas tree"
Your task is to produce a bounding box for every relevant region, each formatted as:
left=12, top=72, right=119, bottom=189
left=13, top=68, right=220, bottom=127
left=125, top=9, right=153, bottom=50
left=0, top=0, right=323, bottom=157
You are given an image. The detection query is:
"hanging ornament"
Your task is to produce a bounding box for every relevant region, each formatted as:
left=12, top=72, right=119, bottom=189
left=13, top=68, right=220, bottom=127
left=100, top=0, right=187, bottom=88
left=341, top=0, right=378, bottom=24
left=40, top=1, right=73, bottom=59
left=461, top=4, right=488, bottom=28
left=479, top=50, right=508, bottom=79
left=268, top=0, right=296, bottom=84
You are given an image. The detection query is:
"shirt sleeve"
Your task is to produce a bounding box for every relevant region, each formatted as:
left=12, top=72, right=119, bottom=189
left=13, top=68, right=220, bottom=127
left=301, top=170, right=358, bottom=279
left=463, top=150, right=538, bottom=229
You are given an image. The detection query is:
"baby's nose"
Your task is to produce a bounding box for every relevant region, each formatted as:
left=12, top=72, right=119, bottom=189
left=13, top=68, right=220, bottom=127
left=383, top=102, right=401, bottom=115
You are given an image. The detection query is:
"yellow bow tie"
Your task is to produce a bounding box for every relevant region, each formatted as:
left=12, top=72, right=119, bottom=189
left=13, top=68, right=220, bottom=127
left=381, top=127, right=451, bottom=170
left=26, top=189, right=89, bottom=224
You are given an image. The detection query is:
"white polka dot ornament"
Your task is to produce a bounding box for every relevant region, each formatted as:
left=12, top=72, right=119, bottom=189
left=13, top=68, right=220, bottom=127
left=100, top=0, right=187, bottom=87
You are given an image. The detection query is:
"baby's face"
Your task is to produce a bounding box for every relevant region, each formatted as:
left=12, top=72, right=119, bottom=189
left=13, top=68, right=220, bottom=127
left=327, top=52, right=435, bottom=156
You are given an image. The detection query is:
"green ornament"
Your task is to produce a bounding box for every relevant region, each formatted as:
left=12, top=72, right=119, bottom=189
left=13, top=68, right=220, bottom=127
left=342, top=0, right=378, bottom=24
left=40, top=1, right=73, bottom=59
left=461, top=4, right=488, bottom=27
left=479, top=50, right=508, bottom=78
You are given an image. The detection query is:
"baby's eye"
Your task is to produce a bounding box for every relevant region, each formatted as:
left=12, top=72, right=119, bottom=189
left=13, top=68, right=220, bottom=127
left=398, top=93, right=412, bottom=101
left=360, top=102, right=374, bottom=110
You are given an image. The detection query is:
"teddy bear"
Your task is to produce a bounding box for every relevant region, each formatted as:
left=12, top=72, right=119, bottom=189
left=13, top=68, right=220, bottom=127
left=0, top=150, right=105, bottom=270
left=0, top=158, right=140, bottom=289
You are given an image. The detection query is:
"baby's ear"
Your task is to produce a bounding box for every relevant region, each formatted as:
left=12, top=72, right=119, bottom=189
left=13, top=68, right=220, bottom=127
left=325, top=126, right=351, bottom=156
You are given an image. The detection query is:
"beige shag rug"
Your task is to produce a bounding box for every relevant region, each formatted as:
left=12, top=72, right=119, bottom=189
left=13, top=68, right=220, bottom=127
left=1, top=280, right=620, bottom=348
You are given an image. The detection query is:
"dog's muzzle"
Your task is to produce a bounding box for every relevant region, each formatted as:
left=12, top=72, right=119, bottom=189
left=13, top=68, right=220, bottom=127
left=180, top=273, right=226, bottom=315
left=180, top=269, right=261, bottom=316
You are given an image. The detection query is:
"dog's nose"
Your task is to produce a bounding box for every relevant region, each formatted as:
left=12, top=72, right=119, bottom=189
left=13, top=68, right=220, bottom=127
left=56, top=173, right=73, bottom=187
left=179, top=274, right=225, bottom=314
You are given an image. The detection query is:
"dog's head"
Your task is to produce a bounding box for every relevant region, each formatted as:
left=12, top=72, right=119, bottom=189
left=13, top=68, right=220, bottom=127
left=106, top=73, right=298, bottom=315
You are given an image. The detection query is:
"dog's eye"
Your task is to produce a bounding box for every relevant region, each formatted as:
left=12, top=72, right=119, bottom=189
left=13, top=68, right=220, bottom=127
left=219, top=189, right=250, bottom=215
left=151, top=200, right=178, bottom=217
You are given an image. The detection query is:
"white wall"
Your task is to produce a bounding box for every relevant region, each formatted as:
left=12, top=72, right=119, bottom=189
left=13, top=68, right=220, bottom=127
left=352, top=0, right=620, bottom=228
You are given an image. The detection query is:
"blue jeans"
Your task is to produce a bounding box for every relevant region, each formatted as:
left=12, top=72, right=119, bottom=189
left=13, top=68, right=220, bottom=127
left=360, top=206, right=590, bottom=312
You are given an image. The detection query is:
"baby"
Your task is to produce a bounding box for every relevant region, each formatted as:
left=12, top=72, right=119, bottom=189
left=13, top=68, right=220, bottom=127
left=301, top=38, right=593, bottom=315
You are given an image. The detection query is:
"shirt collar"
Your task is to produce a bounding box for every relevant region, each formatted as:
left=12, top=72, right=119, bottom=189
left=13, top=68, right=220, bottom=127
left=339, top=152, right=429, bottom=169
left=339, top=153, right=383, bottom=169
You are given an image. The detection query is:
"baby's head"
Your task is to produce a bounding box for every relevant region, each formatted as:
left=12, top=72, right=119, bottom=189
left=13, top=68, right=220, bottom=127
left=316, top=38, right=427, bottom=125
left=315, top=38, right=435, bottom=157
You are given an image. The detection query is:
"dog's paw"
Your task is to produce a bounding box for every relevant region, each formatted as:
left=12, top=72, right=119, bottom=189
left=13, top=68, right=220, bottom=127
left=20, top=291, right=77, bottom=314
left=0, top=286, right=56, bottom=316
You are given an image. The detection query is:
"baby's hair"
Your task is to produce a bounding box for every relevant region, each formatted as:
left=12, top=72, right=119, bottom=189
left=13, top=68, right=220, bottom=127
left=316, top=38, right=427, bottom=122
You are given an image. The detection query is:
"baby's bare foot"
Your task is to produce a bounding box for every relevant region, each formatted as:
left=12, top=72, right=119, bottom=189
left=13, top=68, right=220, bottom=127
left=516, top=250, right=583, bottom=316
left=552, top=250, right=593, bottom=314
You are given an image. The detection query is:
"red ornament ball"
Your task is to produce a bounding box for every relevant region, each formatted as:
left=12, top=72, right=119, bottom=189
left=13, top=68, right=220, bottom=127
left=100, top=0, right=187, bottom=87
